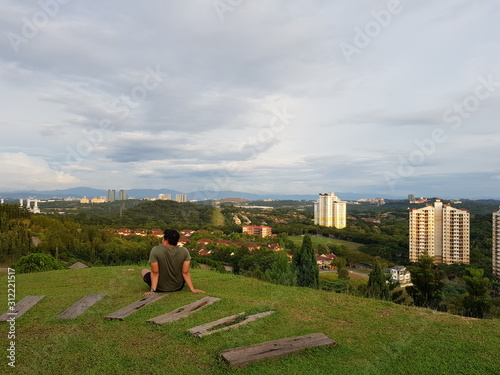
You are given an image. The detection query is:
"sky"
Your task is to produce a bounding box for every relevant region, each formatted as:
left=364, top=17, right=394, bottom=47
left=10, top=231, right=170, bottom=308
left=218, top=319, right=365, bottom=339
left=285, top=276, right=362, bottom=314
left=1, top=0, right=500, bottom=199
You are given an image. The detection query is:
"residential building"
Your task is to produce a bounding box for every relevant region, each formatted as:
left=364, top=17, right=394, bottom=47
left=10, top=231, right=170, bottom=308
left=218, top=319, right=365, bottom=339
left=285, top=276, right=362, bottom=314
left=314, top=192, right=347, bottom=229
left=107, top=189, right=116, bottom=202
left=158, top=194, right=172, bottom=200
left=175, top=194, right=187, bottom=203
left=388, top=266, right=412, bottom=286
left=80, top=196, right=90, bottom=204
left=316, top=253, right=336, bottom=269
left=151, top=229, right=164, bottom=238
left=242, top=225, right=272, bottom=237
left=267, top=243, right=283, bottom=251
left=410, top=198, right=428, bottom=204
left=91, top=197, right=106, bottom=204
left=493, top=208, right=500, bottom=278
left=409, top=199, right=470, bottom=264
left=119, top=190, right=127, bottom=201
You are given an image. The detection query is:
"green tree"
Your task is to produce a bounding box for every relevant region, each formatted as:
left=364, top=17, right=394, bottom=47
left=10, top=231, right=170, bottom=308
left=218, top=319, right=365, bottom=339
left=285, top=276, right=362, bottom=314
left=334, top=257, right=350, bottom=280
left=316, top=243, right=329, bottom=255
left=15, top=253, right=63, bottom=273
left=462, top=267, right=491, bottom=318
left=406, top=255, right=444, bottom=309
left=264, top=252, right=296, bottom=286
left=366, top=261, right=389, bottom=300
left=293, top=235, right=319, bottom=289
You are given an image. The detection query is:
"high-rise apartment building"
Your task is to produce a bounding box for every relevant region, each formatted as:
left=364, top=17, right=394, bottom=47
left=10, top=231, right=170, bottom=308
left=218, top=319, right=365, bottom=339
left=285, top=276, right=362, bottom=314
left=409, top=199, right=470, bottom=264
left=242, top=225, right=272, bottom=237
left=493, top=208, right=500, bottom=278
left=314, top=192, right=346, bottom=229
left=175, top=194, right=187, bottom=203
left=107, top=189, right=116, bottom=202
left=158, top=194, right=172, bottom=200
left=119, top=190, right=127, bottom=201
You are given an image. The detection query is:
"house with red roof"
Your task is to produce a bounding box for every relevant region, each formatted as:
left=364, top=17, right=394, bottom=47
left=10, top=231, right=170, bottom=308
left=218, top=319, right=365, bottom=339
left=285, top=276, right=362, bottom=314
left=197, top=238, right=214, bottom=245
left=117, top=228, right=133, bottom=236
left=316, top=253, right=336, bottom=269
left=198, top=249, right=212, bottom=256
left=180, top=229, right=194, bottom=237
left=267, top=243, right=283, bottom=251
left=246, top=243, right=261, bottom=250
left=151, top=229, right=164, bottom=238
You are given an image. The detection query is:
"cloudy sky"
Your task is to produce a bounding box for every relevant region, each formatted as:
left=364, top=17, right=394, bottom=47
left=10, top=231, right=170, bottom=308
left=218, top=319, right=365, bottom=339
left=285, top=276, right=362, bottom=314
left=1, top=0, right=499, bottom=199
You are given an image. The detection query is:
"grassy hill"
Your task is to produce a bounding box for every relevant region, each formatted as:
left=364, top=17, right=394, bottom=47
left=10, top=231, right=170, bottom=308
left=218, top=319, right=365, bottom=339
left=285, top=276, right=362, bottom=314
left=289, top=235, right=362, bottom=251
left=1, top=266, right=499, bottom=375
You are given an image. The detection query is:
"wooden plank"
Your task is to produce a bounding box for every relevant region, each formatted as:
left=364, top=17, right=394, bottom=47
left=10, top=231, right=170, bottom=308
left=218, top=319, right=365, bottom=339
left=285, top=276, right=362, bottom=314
left=189, top=311, right=275, bottom=338
left=57, top=294, right=107, bottom=319
left=220, top=333, right=336, bottom=368
left=147, top=296, right=220, bottom=325
left=105, top=293, right=165, bottom=321
left=0, top=296, right=45, bottom=322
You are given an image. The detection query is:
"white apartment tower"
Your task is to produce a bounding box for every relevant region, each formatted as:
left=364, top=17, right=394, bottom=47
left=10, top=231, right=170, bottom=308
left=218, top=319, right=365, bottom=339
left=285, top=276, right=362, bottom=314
left=493, top=208, right=500, bottom=278
left=314, top=192, right=347, bottom=229
left=175, top=194, right=187, bottom=203
left=409, top=199, right=470, bottom=264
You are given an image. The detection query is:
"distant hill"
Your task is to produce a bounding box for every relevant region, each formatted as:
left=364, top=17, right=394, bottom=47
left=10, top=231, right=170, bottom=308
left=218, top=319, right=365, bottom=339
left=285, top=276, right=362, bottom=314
left=218, top=197, right=250, bottom=203
left=0, top=186, right=407, bottom=201
left=0, top=187, right=107, bottom=200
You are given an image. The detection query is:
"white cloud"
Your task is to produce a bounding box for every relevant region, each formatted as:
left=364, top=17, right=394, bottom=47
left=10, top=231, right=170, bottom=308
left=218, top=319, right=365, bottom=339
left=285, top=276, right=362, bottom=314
left=0, top=153, right=79, bottom=191
left=0, top=0, right=499, bottom=198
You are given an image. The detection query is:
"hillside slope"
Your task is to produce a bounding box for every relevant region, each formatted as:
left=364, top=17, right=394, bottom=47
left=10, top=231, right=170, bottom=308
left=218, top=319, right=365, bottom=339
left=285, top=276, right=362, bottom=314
left=1, top=267, right=499, bottom=375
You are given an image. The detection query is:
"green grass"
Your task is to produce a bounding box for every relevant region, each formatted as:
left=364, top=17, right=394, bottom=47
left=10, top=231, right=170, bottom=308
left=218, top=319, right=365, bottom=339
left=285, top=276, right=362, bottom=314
left=289, top=235, right=362, bottom=250
left=1, top=267, right=499, bottom=374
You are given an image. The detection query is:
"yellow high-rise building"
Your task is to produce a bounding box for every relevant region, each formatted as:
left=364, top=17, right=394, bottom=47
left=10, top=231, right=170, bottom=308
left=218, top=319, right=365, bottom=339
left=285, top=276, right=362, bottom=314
left=493, top=208, right=500, bottom=278
left=314, top=192, right=346, bottom=229
left=409, top=199, right=470, bottom=264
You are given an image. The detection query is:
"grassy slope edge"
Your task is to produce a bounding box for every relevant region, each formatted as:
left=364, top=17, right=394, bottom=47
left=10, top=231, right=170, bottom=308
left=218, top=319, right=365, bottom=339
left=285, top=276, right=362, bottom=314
left=1, top=267, right=499, bottom=375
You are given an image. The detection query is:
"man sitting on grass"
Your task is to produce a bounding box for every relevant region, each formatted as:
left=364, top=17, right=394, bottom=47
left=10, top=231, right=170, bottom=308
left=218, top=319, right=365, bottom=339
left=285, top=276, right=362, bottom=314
left=142, top=229, right=205, bottom=295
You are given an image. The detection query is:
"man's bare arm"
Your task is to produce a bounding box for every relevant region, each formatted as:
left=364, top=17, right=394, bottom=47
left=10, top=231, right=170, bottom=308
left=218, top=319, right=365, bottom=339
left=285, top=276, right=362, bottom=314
left=144, top=262, right=160, bottom=296
left=182, top=261, right=205, bottom=293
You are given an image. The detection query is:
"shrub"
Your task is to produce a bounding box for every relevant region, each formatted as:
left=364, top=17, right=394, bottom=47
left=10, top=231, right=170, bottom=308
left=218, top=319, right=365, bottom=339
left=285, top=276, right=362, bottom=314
left=14, top=253, right=63, bottom=274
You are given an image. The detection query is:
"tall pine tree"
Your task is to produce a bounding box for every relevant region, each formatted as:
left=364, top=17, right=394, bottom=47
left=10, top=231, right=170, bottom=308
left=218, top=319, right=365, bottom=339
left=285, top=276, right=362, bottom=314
left=406, top=255, right=444, bottom=309
left=293, top=235, right=319, bottom=289
left=367, top=261, right=389, bottom=300
left=334, top=257, right=350, bottom=280
left=462, top=267, right=490, bottom=318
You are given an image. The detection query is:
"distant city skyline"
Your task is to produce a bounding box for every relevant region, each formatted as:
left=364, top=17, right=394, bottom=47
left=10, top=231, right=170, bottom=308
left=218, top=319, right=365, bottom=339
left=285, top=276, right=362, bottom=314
left=1, top=185, right=498, bottom=202
left=1, top=1, right=499, bottom=198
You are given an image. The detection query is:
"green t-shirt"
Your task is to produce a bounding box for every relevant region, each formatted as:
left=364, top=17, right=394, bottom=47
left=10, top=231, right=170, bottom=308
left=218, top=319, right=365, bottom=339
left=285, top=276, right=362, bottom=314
left=148, top=245, right=191, bottom=292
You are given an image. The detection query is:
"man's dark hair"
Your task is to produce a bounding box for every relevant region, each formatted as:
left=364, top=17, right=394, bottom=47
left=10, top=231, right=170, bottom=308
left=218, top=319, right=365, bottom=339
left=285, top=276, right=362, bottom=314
left=163, top=229, right=180, bottom=246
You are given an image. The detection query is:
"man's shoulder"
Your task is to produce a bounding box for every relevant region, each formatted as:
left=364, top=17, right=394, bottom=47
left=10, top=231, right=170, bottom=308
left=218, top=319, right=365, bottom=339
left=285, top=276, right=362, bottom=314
left=151, top=245, right=166, bottom=253
left=174, top=246, right=189, bottom=253
left=174, top=246, right=190, bottom=258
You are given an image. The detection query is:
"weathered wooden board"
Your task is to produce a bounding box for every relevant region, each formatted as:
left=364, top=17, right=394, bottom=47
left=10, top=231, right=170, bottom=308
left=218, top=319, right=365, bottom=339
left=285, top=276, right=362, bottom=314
left=0, top=296, right=45, bottom=321
left=220, top=333, right=336, bottom=368
left=147, top=296, right=220, bottom=325
left=105, top=293, right=165, bottom=321
left=57, top=294, right=107, bottom=319
left=189, top=311, right=275, bottom=338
